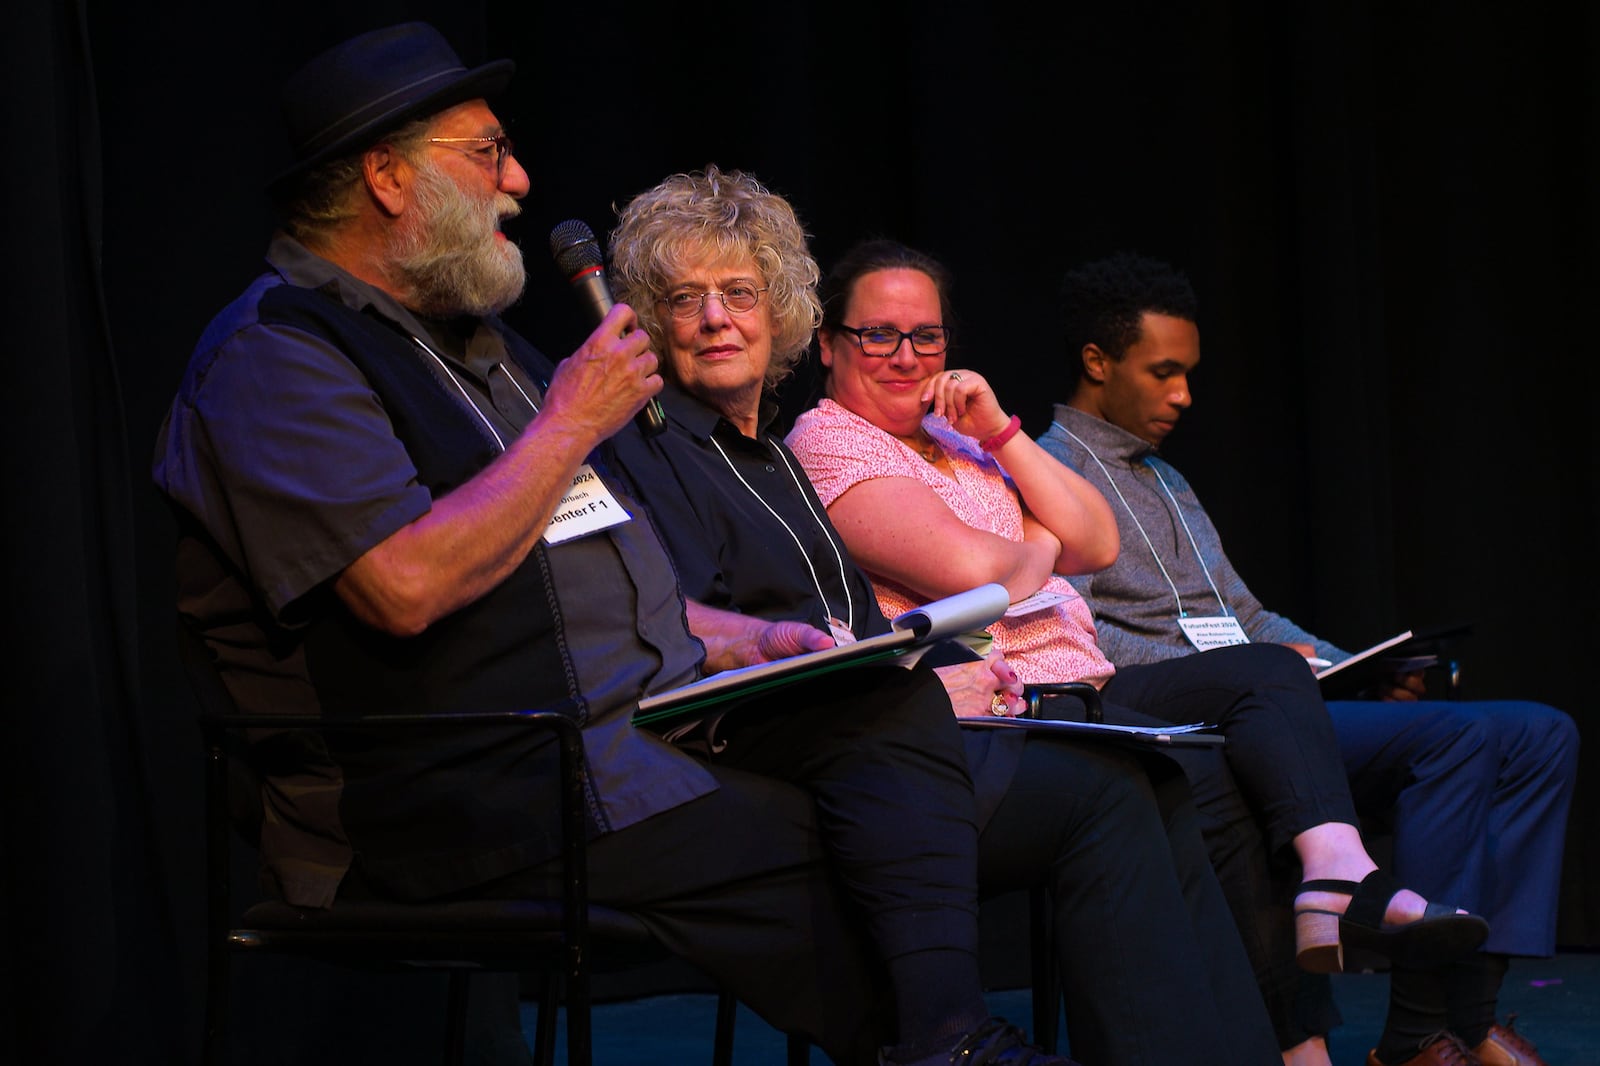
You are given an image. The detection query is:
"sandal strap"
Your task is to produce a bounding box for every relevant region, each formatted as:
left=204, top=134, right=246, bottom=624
left=1300, top=869, right=1402, bottom=928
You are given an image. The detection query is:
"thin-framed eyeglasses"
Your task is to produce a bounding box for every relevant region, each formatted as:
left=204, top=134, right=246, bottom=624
left=658, top=284, right=769, bottom=319
left=834, top=324, right=951, bottom=356
left=426, top=133, right=515, bottom=178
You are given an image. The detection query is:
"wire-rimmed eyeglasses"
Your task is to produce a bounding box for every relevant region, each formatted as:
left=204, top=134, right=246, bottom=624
left=658, top=284, right=769, bottom=319
left=426, top=133, right=515, bottom=178
left=834, top=324, right=951, bottom=357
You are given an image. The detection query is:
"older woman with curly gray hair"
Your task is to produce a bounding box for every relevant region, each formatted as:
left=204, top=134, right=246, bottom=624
left=602, top=166, right=1102, bottom=1066
left=608, top=164, right=821, bottom=425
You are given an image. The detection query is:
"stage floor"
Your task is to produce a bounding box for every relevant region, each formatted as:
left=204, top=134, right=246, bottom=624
left=523, top=949, right=1600, bottom=1064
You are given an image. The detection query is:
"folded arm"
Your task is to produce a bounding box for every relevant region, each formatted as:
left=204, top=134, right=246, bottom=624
left=827, top=476, right=1060, bottom=603
left=927, top=369, right=1119, bottom=575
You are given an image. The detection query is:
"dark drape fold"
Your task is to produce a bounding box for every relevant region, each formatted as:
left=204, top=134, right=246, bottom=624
left=5, top=2, right=183, bottom=1063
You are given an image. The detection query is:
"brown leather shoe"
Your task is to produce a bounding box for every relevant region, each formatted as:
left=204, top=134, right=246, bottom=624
left=1366, top=1031, right=1480, bottom=1066
left=1470, top=1019, right=1547, bottom=1066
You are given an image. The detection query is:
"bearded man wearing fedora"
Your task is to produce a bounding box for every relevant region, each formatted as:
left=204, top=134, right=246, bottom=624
left=152, top=23, right=1094, bottom=1066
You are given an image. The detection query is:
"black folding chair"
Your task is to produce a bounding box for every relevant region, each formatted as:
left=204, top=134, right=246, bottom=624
left=183, top=623, right=741, bottom=1066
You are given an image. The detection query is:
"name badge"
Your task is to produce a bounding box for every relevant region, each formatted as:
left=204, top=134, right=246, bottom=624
left=542, top=463, right=631, bottom=545
left=827, top=617, right=859, bottom=647
left=1177, top=614, right=1250, bottom=651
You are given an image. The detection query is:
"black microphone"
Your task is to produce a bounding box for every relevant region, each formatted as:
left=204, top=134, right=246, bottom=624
left=549, top=219, right=666, bottom=437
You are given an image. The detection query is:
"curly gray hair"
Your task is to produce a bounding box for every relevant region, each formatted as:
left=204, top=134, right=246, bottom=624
left=608, top=165, right=821, bottom=391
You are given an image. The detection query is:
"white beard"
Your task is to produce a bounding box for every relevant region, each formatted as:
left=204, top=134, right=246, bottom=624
left=390, top=158, right=527, bottom=317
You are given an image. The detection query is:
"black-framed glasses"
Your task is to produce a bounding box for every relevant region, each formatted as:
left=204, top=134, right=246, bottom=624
left=834, top=324, right=951, bottom=356
left=426, top=133, right=515, bottom=178
left=658, top=284, right=769, bottom=319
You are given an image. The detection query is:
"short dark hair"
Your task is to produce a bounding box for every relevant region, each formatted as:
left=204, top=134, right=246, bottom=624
left=1059, top=252, right=1197, bottom=391
left=819, top=238, right=956, bottom=340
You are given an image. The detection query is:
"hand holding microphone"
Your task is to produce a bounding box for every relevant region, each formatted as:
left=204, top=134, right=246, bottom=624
left=549, top=219, right=667, bottom=437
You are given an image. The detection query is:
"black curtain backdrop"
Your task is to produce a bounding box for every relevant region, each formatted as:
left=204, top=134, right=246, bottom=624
left=6, top=1, right=1596, bottom=1063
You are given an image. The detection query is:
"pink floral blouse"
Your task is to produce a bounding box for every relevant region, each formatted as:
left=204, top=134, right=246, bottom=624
left=787, top=399, right=1115, bottom=687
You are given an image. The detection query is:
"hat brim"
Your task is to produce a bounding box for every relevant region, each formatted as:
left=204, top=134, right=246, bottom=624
left=268, top=57, right=515, bottom=198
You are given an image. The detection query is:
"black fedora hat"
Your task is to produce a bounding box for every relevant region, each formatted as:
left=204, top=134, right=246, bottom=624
left=270, top=21, right=514, bottom=196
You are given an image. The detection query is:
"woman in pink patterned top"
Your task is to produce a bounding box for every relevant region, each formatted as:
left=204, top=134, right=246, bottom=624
left=790, top=395, right=1115, bottom=687
left=786, top=238, right=1488, bottom=1066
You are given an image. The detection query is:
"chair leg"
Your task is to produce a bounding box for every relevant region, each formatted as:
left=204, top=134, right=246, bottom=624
left=445, top=972, right=471, bottom=1066
left=203, top=947, right=228, bottom=1066
left=532, top=973, right=560, bottom=1066
left=565, top=969, right=594, bottom=1066
left=1028, top=885, right=1060, bottom=1052
left=528, top=971, right=592, bottom=1066
left=713, top=990, right=737, bottom=1066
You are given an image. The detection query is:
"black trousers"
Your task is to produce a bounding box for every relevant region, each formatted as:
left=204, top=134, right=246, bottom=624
left=1098, top=642, right=1358, bottom=1051
left=489, top=763, right=885, bottom=1064
left=490, top=662, right=978, bottom=1065
left=709, top=662, right=984, bottom=964
left=973, top=732, right=1281, bottom=1065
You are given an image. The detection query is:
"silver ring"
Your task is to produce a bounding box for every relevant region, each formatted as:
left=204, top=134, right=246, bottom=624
left=951, top=372, right=963, bottom=381
left=990, top=692, right=1008, bottom=717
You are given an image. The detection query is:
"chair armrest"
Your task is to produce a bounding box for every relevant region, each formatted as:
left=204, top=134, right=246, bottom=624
left=204, top=708, right=582, bottom=733
left=1022, top=682, right=1104, bottom=723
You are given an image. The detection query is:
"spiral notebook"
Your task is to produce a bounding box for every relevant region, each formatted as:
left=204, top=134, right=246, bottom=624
left=632, top=583, right=1011, bottom=730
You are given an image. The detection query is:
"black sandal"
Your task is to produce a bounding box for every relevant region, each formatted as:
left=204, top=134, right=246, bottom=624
left=1294, top=869, right=1489, bottom=974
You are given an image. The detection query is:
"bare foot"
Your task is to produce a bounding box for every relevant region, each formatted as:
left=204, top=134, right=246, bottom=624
left=1281, top=1034, right=1332, bottom=1066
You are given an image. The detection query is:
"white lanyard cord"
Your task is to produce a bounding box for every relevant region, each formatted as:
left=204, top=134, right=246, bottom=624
left=773, top=441, right=857, bottom=633
left=708, top=434, right=854, bottom=634
left=493, top=362, right=542, bottom=416
left=409, top=333, right=506, bottom=452
left=1145, top=461, right=1230, bottom=615
left=1054, top=422, right=1194, bottom=617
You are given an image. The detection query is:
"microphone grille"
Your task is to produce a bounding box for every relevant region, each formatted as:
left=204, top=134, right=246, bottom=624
left=550, top=219, right=604, bottom=276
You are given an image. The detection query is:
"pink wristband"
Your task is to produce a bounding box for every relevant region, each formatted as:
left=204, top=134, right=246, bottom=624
left=980, top=414, right=1022, bottom=453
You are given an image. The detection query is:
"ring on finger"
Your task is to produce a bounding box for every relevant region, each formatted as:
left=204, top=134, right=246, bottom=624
left=990, top=692, right=1009, bottom=716
left=951, top=372, right=963, bottom=381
